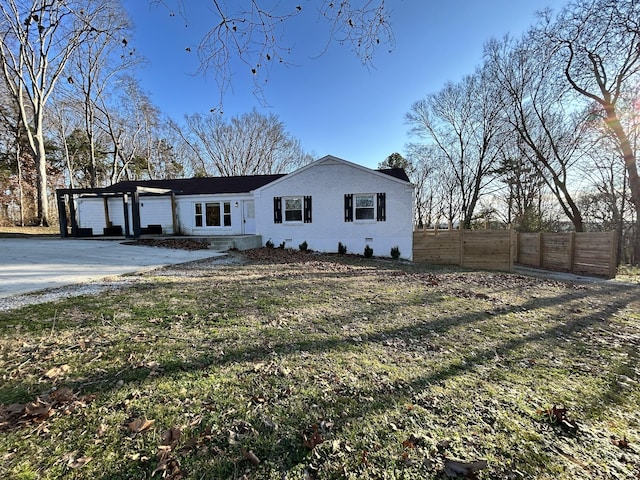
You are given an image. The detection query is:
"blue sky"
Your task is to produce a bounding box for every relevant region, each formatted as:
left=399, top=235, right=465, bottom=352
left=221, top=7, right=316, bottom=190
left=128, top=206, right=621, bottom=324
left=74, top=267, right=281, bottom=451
left=123, top=1, right=568, bottom=170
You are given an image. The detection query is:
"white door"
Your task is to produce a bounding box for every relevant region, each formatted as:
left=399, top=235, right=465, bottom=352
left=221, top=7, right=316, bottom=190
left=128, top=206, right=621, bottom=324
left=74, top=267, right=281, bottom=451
left=242, top=200, right=256, bottom=234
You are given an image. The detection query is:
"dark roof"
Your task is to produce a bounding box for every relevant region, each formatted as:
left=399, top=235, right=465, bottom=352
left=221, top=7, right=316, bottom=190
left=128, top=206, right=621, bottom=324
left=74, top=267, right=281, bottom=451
left=376, top=168, right=411, bottom=182
left=101, top=167, right=410, bottom=196
left=103, top=174, right=286, bottom=195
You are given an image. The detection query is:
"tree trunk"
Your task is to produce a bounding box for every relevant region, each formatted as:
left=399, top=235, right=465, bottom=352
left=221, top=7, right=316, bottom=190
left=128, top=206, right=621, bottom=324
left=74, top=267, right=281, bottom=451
left=35, top=137, right=50, bottom=227
left=605, top=106, right=640, bottom=264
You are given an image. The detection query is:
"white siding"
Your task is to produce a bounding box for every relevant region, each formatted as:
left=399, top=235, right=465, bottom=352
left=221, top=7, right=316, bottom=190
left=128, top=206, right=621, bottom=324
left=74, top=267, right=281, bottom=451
left=139, top=197, right=174, bottom=234
left=174, top=193, right=252, bottom=235
left=77, top=198, right=107, bottom=233
left=107, top=198, right=126, bottom=229
left=254, top=158, right=414, bottom=259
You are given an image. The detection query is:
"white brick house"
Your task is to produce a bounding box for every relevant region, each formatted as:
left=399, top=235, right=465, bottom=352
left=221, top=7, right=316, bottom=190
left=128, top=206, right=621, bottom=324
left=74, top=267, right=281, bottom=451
left=57, top=155, right=414, bottom=259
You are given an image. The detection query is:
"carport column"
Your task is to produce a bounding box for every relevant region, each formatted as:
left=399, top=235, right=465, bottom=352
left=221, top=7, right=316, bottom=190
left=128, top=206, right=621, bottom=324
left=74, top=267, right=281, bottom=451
left=171, top=192, right=178, bottom=235
left=103, top=197, right=112, bottom=228
left=56, top=191, right=68, bottom=238
left=68, top=194, right=78, bottom=237
left=123, top=194, right=131, bottom=238
left=131, top=189, right=142, bottom=238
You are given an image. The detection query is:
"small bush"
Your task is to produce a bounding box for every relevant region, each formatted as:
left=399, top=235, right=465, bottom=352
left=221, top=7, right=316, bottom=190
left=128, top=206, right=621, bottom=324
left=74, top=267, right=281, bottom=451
left=265, top=239, right=274, bottom=248
left=278, top=241, right=286, bottom=249
left=338, top=242, right=347, bottom=255
left=364, top=244, right=373, bottom=258
left=390, top=246, right=401, bottom=259
left=299, top=240, right=308, bottom=251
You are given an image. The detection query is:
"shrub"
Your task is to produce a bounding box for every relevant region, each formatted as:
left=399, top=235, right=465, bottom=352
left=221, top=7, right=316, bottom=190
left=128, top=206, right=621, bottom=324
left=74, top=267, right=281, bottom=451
left=278, top=241, right=286, bottom=249
left=364, top=244, right=373, bottom=258
left=299, top=240, right=308, bottom=251
left=390, top=246, right=401, bottom=259
left=265, top=239, right=274, bottom=248
left=338, top=242, right=347, bottom=255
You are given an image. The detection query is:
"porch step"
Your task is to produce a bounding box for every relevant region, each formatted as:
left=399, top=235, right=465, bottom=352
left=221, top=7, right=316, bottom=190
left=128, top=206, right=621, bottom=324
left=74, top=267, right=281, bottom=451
left=200, top=235, right=262, bottom=252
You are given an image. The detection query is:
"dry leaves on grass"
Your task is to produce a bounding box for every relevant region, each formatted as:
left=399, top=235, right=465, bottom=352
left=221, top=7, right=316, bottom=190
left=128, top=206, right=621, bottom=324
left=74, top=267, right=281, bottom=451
left=0, top=386, right=95, bottom=431
left=538, top=405, right=578, bottom=432
left=128, top=417, right=155, bottom=433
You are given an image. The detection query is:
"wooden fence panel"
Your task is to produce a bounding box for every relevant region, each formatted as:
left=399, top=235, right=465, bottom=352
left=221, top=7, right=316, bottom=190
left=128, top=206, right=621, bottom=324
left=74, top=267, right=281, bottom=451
left=515, top=231, right=616, bottom=278
left=462, top=230, right=513, bottom=271
left=413, top=229, right=512, bottom=271
left=541, top=233, right=571, bottom=271
left=413, top=229, right=617, bottom=278
left=573, top=231, right=617, bottom=278
left=517, top=233, right=541, bottom=266
left=413, top=230, right=460, bottom=265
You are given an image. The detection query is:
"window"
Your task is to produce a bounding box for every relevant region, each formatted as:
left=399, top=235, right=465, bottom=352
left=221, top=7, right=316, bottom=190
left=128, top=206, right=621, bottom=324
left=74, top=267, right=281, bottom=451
left=194, top=201, right=231, bottom=227
left=285, top=197, right=303, bottom=222
left=274, top=196, right=312, bottom=223
left=345, top=193, right=386, bottom=222
left=223, top=202, right=231, bottom=226
left=355, top=194, right=375, bottom=220
left=195, top=203, right=203, bottom=227
left=206, top=203, right=220, bottom=226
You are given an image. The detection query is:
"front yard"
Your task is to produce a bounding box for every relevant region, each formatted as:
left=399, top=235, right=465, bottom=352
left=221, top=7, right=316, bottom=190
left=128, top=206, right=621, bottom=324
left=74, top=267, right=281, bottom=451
left=1, top=249, right=639, bottom=479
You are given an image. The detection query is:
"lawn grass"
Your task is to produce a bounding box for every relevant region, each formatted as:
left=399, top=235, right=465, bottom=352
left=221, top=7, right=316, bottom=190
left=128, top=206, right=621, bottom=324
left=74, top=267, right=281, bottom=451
left=1, top=250, right=639, bottom=479
left=0, top=226, right=59, bottom=237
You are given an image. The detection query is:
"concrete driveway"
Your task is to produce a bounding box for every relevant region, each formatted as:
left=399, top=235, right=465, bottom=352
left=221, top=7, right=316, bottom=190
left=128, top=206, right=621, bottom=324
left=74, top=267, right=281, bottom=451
left=0, top=238, right=222, bottom=298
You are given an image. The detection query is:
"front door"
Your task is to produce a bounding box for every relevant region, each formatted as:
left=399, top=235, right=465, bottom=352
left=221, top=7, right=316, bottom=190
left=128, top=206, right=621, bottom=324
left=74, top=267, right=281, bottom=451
left=242, top=200, right=256, bottom=234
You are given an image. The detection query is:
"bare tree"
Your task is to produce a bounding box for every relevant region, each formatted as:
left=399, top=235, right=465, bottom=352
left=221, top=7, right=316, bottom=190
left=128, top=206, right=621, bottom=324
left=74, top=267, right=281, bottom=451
left=181, top=109, right=313, bottom=176
left=406, top=67, right=504, bottom=229
left=485, top=35, right=587, bottom=232
left=405, top=144, right=436, bottom=228
left=493, top=141, right=547, bottom=231
left=154, top=1, right=393, bottom=107
left=96, top=76, right=161, bottom=184
left=0, top=0, right=110, bottom=225
left=66, top=0, right=139, bottom=187
left=542, top=0, right=640, bottom=261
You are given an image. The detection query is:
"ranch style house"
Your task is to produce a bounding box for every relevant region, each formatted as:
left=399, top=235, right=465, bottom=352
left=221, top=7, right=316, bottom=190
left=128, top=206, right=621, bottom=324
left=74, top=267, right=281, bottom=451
left=56, top=155, right=415, bottom=259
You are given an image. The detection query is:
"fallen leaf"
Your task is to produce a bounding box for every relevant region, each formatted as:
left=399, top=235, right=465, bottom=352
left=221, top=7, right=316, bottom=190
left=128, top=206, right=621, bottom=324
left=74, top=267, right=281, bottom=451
left=96, top=423, right=108, bottom=438
left=128, top=418, right=155, bottom=433
left=303, top=424, right=324, bottom=450
left=45, top=365, right=71, bottom=379
left=443, top=458, right=488, bottom=478
left=24, top=399, right=52, bottom=419
left=399, top=451, right=414, bottom=466
left=50, top=387, right=76, bottom=403
left=67, top=453, right=92, bottom=469
left=162, top=427, right=181, bottom=447
left=243, top=448, right=261, bottom=465
left=611, top=436, right=630, bottom=449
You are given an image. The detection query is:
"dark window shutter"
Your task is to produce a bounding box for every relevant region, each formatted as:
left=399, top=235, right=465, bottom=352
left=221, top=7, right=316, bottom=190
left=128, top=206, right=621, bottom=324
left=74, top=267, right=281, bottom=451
left=273, top=197, right=282, bottom=223
left=344, top=194, right=353, bottom=222
left=304, top=196, right=312, bottom=223
left=377, top=193, right=386, bottom=221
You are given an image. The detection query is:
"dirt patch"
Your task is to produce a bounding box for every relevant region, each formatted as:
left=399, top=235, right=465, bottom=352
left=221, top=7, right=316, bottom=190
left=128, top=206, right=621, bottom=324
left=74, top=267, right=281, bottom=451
left=123, top=238, right=211, bottom=250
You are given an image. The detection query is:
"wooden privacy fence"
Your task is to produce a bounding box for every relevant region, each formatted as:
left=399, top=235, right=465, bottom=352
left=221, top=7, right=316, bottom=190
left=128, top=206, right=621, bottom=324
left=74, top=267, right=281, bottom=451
left=413, top=229, right=514, bottom=272
left=516, top=231, right=617, bottom=278
left=413, top=229, right=617, bottom=278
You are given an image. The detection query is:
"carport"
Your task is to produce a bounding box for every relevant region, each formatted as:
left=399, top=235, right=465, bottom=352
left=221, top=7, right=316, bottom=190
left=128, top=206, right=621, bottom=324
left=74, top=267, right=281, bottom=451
left=56, top=186, right=177, bottom=239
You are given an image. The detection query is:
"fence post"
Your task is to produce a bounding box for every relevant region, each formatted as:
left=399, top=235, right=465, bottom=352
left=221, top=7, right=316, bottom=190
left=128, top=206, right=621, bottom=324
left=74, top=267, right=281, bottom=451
left=609, top=230, right=618, bottom=279
left=459, top=228, right=465, bottom=267
left=538, top=232, right=543, bottom=268
left=509, top=227, right=515, bottom=271
left=568, top=232, right=576, bottom=273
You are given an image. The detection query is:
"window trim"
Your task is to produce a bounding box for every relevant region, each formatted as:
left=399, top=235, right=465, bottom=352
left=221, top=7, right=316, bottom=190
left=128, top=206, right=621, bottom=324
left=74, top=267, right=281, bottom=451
left=193, top=201, right=232, bottom=228
left=283, top=196, right=304, bottom=223
left=345, top=192, right=386, bottom=222
left=354, top=193, right=376, bottom=221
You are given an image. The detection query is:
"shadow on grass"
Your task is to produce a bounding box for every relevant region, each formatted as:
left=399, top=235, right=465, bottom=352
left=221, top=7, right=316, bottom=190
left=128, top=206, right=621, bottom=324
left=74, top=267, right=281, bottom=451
left=1, top=255, right=638, bottom=478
